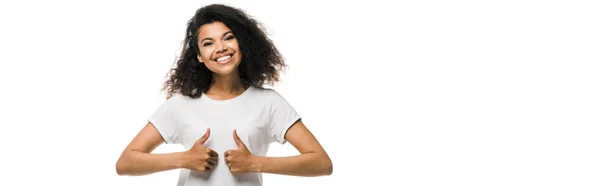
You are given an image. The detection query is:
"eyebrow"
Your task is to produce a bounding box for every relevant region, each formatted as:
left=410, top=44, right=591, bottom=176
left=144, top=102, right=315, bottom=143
left=200, top=31, right=233, bottom=43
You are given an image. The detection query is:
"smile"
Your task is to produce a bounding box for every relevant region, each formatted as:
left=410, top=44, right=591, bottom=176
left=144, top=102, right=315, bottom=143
left=215, top=55, right=232, bottom=64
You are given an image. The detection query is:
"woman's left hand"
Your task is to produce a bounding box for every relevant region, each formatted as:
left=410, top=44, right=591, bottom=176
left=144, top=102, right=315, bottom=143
left=224, top=129, right=259, bottom=174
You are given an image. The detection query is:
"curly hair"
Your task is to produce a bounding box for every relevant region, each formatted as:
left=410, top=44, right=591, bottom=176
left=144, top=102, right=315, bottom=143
left=162, top=4, right=286, bottom=99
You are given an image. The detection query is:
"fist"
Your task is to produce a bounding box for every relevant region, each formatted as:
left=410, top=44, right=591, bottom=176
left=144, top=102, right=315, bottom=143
left=224, top=129, right=257, bottom=174
left=182, top=128, right=219, bottom=172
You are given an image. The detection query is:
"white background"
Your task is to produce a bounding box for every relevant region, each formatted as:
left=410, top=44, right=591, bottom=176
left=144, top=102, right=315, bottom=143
left=0, top=0, right=599, bottom=185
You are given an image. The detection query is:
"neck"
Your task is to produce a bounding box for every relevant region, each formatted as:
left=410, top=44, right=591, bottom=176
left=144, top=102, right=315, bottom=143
left=208, top=72, right=247, bottom=94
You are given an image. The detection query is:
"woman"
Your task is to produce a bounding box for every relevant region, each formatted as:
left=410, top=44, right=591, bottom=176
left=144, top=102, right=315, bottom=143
left=115, top=3, right=333, bottom=186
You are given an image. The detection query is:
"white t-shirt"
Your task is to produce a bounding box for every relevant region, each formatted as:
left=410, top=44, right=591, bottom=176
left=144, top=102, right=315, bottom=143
left=148, top=85, right=301, bottom=186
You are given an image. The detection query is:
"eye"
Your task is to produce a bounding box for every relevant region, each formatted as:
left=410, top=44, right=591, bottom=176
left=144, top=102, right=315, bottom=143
left=225, top=35, right=235, bottom=41
left=203, top=42, right=213, bottom=47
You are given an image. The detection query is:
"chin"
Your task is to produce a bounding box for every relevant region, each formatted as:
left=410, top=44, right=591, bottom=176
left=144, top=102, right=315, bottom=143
left=212, top=63, right=240, bottom=75
left=210, top=67, right=239, bottom=76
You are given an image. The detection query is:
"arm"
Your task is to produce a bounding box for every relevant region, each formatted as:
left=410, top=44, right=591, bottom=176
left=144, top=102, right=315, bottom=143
left=115, top=122, right=184, bottom=176
left=254, top=120, right=333, bottom=176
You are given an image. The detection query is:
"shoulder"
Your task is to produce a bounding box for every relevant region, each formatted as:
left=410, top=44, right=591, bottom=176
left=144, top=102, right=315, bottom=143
left=249, top=85, right=282, bottom=100
left=161, top=92, right=193, bottom=107
left=165, top=92, right=186, bottom=102
left=249, top=86, right=295, bottom=110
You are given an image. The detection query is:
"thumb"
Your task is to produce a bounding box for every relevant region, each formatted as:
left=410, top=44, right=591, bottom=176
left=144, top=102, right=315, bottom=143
left=196, top=128, right=211, bottom=145
left=233, top=129, right=246, bottom=148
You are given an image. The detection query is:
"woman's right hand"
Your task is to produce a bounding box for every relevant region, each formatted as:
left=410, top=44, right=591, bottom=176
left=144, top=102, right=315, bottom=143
left=181, top=128, right=219, bottom=172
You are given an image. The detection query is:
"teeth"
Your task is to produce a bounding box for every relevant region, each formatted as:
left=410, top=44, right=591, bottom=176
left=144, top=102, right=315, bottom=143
left=217, top=55, right=231, bottom=62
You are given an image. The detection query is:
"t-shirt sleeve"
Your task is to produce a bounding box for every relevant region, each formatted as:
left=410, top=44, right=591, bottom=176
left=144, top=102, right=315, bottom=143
left=268, top=90, right=302, bottom=144
left=147, top=96, right=180, bottom=144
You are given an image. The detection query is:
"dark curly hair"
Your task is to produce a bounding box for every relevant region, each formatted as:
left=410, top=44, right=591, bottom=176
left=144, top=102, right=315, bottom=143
left=162, top=4, right=286, bottom=99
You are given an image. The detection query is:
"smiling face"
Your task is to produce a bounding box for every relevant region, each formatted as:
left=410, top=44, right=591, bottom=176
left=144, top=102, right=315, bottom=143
left=197, top=21, right=242, bottom=76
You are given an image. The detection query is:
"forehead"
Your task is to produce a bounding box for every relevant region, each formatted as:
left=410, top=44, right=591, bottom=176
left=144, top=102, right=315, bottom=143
left=197, top=21, right=232, bottom=39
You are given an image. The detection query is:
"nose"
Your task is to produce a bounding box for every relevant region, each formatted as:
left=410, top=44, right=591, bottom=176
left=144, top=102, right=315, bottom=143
left=215, top=41, right=228, bottom=53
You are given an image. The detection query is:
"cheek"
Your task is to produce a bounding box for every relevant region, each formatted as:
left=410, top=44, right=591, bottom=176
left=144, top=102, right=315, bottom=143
left=198, top=48, right=212, bottom=61
left=230, top=45, right=242, bottom=61
left=228, top=41, right=240, bottom=52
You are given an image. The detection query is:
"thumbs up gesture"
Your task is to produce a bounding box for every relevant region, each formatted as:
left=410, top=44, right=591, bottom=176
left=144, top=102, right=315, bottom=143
left=182, top=128, right=219, bottom=172
left=224, top=129, right=258, bottom=174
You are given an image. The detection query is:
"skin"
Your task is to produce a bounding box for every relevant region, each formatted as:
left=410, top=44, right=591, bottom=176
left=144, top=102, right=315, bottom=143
left=197, top=21, right=246, bottom=98
left=115, top=21, right=332, bottom=177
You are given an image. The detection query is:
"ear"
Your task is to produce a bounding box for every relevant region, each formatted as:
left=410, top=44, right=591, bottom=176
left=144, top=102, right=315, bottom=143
left=197, top=54, right=203, bottom=63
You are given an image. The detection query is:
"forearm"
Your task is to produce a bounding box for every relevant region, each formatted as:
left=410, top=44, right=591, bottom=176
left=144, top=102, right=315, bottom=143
left=116, top=150, right=183, bottom=176
left=254, top=152, right=332, bottom=177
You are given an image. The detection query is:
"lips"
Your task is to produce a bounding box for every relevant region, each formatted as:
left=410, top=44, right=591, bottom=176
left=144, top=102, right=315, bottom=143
left=216, top=55, right=231, bottom=62
left=214, top=54, right=233, bottom=64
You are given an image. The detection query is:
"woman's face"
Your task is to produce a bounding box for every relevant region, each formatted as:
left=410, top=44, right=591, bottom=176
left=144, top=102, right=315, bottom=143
left=197, top=21, right=242, bottom=76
